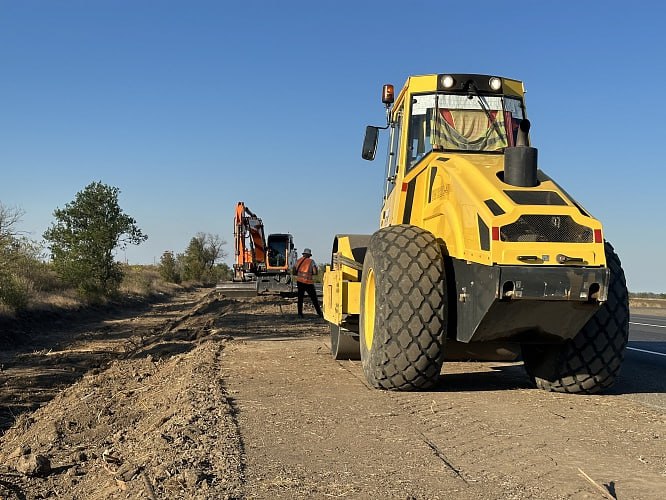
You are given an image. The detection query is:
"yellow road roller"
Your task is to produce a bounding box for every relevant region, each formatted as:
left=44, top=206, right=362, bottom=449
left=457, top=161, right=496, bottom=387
left=323, top=73, right=628, bottom=393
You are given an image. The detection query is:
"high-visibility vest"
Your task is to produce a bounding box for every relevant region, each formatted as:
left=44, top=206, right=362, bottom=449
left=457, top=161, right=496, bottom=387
left=294, top=256, right=317, bottom=284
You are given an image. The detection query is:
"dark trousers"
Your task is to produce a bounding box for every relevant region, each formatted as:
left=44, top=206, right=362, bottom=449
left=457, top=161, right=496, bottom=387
left=297, top=281, right=322, bottom=316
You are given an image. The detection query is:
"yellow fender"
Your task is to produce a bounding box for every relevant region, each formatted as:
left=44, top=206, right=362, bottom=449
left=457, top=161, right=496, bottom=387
left=322, top=234, right=370, bottom=326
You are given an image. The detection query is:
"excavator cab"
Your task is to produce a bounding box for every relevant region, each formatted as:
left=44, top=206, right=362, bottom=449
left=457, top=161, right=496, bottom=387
left=266, top=234, right=296, bottom=271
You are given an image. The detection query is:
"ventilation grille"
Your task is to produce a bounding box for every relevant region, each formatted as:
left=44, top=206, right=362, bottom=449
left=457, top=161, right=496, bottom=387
left=501, top=215, right=593, bottom=243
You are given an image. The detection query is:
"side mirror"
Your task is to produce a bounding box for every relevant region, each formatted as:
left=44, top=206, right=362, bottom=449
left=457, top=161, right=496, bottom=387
left=362, top=126, right=379, bottom=161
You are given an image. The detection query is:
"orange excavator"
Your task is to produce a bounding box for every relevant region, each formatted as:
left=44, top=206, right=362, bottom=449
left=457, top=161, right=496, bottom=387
left=225, top=201, right=297, bottom=295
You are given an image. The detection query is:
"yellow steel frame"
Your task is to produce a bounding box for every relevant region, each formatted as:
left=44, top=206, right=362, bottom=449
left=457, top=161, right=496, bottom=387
left=322, top=235, right=362, bottom=325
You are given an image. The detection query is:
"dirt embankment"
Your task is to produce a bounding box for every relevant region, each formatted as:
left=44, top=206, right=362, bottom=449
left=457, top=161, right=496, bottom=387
left=0, top=290, right=664, bottom=499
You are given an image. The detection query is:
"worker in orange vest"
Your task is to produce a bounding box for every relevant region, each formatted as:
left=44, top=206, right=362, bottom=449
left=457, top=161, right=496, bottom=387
left=293, top=248, right=322, bottom=318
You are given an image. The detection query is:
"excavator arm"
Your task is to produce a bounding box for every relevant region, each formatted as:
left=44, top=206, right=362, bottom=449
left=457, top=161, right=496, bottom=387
left=233, top=202, right=267, bottom=281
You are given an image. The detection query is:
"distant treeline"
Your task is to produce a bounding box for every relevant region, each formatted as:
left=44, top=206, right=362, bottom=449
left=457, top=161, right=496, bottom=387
left=629, top=292, right=666, bottom=299
left=1, top=182, right=229, bottom=314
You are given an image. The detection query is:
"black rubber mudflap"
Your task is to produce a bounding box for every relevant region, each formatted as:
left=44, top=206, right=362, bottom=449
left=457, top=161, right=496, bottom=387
left=523, top=242, right=629, bottom=394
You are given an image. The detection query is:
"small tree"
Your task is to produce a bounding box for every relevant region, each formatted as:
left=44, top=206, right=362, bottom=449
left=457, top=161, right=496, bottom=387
left=0, top=203, right=25, bottom=247
left=159, top=251, right=180, bottom=283
left=182, top=233, right=227, bottom=284
left=215, top=262, right=233, bottom=281
left=182, top=236, right=206, bottom=282
left=0, top=204, right=31, bottom=309
left=43, top=182, right=147, bottom=298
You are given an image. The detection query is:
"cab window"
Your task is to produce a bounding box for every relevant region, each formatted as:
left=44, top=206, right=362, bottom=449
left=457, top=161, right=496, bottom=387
left=406, top=93, right=525, bottom=171
left=406, top=96, right=434, bottom=171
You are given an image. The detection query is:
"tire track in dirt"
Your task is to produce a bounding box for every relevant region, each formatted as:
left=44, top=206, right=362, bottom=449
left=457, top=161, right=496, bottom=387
left=225, top=337, right=478, bottom=499
left=384, top=371, right=666, bottom=499
left=221, top=303, right=526, bottom=500
left=220, top=295, right=664, bottom=499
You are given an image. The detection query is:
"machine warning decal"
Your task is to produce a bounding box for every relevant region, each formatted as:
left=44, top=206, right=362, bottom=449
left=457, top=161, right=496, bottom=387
left=432, top=184, right=450, bottom=201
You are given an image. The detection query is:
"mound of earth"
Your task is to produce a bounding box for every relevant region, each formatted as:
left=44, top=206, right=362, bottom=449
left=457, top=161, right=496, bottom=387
left=1, top=341, right=242, bottom=499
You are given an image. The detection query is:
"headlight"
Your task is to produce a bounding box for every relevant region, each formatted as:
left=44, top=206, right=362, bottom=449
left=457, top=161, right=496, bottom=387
left=440, top=74, right=455, bottom=89
left=489, top=77, right=502, bottom=91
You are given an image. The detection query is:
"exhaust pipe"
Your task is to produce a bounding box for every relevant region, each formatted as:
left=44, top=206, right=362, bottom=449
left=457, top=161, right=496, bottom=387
left=504, top=119, right=538, bottom=187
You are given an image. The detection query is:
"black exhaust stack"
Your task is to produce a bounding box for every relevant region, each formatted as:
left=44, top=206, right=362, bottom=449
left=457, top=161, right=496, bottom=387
left=504, top=119, right=538, bottom=187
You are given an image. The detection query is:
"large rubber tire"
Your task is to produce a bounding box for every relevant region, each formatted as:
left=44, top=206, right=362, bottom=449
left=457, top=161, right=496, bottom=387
left=522, top=242, right=629, bottom=394
left=359, top=225, right=446, bottom=390
left=331, top=323, right=360, bottom=360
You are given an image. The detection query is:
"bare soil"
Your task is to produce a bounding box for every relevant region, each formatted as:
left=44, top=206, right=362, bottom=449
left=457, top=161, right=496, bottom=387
left=1, top=290, right=664, bottom=499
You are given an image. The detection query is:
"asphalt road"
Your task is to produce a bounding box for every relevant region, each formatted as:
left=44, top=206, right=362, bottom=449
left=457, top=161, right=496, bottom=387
left=610, top=313, right=666, bottom=409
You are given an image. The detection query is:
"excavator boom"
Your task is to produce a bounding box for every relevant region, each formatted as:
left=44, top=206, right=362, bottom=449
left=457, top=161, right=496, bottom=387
left=233, top=202, right=267, bottom=281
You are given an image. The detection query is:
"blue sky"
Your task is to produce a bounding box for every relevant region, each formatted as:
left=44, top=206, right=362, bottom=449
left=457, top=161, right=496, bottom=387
left=1, top=1, right=664, bottom=292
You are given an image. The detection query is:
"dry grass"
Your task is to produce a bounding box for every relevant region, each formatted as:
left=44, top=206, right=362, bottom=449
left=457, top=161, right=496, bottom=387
left=119, top=265, right=179, bottom=297
left=0, top=265, right=179, bottom=319
left=28, top=289, right=84, bottom=311
left=629, top=297, right=666, bottom=309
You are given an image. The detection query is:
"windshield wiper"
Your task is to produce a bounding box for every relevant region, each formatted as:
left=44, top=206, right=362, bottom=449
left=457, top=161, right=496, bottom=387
left=468, top=83, right=505, bottom=143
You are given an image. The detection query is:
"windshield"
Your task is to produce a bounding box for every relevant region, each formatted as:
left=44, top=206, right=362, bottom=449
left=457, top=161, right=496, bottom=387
left=407, top=93, right=525, bottom=168
left=267, top=236, right=287, bottom=268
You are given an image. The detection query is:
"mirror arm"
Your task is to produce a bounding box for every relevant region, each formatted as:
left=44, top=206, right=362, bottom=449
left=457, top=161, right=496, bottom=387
left=384, top=105, right=392, bottom=128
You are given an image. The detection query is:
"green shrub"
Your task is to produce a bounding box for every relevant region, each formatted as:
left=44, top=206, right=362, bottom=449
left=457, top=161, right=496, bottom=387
left=159, top=251, right=181, bottom=283
left=43, top=182, right=147, bottom=300
left=0, top=271, right=29, bottom=310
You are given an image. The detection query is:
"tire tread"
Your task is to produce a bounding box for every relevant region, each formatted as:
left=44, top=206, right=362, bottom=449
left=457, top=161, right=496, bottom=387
left=361, top=225, right=446, bottom=390
left=524, top=242, right=629, bottom=394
